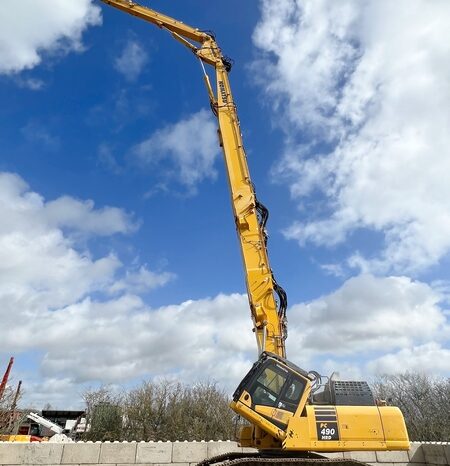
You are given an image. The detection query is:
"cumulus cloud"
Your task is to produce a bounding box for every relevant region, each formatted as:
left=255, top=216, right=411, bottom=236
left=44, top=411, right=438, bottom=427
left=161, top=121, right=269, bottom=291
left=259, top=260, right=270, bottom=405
left=253, top=0, right=360, bottom=136
left=32, top=294, right=254, bottom=385
left=0, top=171, right=172, bottom=360
left=0, top=0, right=101, bottom=74
left=0, top=173, right=136, bottom=238
left=254, top=0, right=450, bottom=274
left=132, top=109, right=219, bottom=193
left=288, top=274, right=447, bottom=358
left=7, top=262, right=449, bottom=407
left=368, top=343, right=450, bottom=375
left=4, top=292, right=255, bottom=408
left=45, top=196, right=137, bottom=236
left=22, top=378, right=83, bottom=411
left=114, top=39, right=148, bottom=82
left=2, top=175, right=446, bottom=407
left=108, top=266, right=175, bottom=294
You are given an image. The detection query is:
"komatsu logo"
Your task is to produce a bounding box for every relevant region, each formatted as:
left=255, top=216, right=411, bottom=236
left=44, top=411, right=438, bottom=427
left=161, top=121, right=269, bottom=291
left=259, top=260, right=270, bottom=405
left=218, top=81, right=228, bottom=103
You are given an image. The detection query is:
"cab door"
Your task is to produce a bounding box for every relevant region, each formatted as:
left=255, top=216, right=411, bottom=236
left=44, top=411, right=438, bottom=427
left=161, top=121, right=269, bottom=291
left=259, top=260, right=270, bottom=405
left=248, top=363, right=306, bottom=429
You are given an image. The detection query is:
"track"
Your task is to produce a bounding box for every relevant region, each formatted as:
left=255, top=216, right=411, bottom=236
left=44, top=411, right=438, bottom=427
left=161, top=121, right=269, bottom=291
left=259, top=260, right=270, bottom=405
left=197, top=452, right=368, bottom=466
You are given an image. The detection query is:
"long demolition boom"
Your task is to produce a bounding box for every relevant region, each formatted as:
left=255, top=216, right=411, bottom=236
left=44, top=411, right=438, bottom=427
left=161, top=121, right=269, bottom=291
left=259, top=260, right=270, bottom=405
left=100, top=0, right=287, bottom=357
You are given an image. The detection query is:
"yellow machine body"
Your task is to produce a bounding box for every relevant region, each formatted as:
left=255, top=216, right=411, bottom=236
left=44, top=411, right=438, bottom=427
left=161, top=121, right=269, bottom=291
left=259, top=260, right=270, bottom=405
left=231, top=353, right=409, bottom=451
left=232, top=401, right=409, bottom=451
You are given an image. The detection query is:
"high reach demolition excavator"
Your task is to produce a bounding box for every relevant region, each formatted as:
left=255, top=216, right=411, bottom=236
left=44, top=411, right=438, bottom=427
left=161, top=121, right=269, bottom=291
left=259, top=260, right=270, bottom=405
left=99, top=1, right=410, bottom=464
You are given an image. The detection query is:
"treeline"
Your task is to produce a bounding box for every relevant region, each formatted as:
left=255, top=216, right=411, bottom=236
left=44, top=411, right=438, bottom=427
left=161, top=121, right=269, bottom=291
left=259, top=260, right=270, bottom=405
left=372, top=373, right=450, bottom=441
left=83, top=381, right=240, bottom=442
left=83, top=373, right=450, bottom=442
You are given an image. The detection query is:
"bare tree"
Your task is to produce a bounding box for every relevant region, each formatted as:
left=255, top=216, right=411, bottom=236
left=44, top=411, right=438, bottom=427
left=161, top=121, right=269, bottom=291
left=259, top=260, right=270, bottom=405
left=0, top=385, right=14, bottom=434
left=164, top=382, right=237, bottom=441
left=83, top=380, right=239, bottom=442
left=122, top=380, right=178, bottom=441
left=83, top=386, right=123, bottom=441
left=372, top=373, right=450, bottom=441
left=0, top=381, right=24, bottom=435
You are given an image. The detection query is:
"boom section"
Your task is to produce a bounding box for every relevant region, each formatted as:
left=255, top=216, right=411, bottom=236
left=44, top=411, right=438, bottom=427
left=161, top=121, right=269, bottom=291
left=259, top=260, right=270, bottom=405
left=215, top=66, right=286, bottom=357
left=101, top=0, right=209, bottom=44
left=100, top=0, right=287, bottom=358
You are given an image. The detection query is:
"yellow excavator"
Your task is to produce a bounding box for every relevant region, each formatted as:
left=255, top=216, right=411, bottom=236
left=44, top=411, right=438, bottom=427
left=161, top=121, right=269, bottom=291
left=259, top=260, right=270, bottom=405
left=99, top=1, right=409, bottom=464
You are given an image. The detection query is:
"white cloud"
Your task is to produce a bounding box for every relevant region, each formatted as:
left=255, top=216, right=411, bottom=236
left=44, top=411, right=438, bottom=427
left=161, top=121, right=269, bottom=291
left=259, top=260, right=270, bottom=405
left=0, top=0, right=101, bottom=74
left=5, top=292, right=255, bottom=409
left=0, top=171, right=172, bottom=357
left=0, top=181, right=251, bottom=400
left=320, top=263, right=345, bottom=278
left=44, top=196, right=136, bottom=236
left=21, top=121, right=60, bottom=150
left=36, top=294, right=254, bottom=385
left=254, top=0, right=450, bottom=274
left=287, top=274, right=447, bottom=358
left=321, top=359, right=363, bottom=382
left=2, top=175, right=447, bottom=408
left=108, top=266, right=175, bottom=294
left=132, top=109, right=219, bottom=193
left=253, top=0, right=360, bottom=137
left=7, top=266, right=449, bottom=407
left=16, top=77, right=45, bottom=91
left=368, top=343, right=450, bottom=375
left=22, top=378, right=83, bottom=410
left=114, top=39, right=148, bottom=82
left=0, top=173, right=136, bottom=238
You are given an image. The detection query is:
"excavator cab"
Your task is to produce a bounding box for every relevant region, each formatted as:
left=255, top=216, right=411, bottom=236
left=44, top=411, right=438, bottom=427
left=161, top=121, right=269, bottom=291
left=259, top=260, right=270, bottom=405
left=231, top=352, right=313, bottom=446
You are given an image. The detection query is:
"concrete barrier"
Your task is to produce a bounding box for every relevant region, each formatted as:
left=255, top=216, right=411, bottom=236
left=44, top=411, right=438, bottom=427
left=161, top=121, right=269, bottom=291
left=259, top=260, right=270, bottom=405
left=0, top=441, right=448, bottom=466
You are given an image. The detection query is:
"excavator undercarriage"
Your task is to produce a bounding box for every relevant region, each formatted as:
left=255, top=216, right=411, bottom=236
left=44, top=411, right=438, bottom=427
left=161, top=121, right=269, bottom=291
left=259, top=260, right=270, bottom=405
left=197, top=452, right=368, bottom=466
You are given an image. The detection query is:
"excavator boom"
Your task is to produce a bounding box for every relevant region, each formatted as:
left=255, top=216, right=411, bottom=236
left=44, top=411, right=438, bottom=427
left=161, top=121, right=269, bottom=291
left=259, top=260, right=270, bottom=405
left=101, top=0, right=209, bottom=43
left=100, top=0, right=287, bottom=358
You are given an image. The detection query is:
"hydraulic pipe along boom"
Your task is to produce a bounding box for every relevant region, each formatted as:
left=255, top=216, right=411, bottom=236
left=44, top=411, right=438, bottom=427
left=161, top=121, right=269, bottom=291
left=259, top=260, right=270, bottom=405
left=100, top=0, right=287, bottom=358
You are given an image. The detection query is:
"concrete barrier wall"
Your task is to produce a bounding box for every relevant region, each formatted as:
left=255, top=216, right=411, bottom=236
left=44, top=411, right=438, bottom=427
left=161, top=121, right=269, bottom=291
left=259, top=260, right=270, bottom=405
left=0, top=441, right=448, bottom=466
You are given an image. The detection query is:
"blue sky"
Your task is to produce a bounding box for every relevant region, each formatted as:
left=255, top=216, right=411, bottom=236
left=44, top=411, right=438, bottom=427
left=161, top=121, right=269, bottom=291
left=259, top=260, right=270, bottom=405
left=0, top=0, right=449, bottom=409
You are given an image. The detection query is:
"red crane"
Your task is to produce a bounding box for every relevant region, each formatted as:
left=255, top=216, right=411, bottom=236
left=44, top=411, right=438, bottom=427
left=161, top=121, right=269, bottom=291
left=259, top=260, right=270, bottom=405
left=0, top=357, right=14, bottom=400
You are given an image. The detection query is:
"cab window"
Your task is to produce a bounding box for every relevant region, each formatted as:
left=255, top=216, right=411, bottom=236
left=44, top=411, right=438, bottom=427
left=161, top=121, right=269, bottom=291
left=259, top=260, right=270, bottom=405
left=283, top=377, right=304, bottom=403
left=277, top=376, right=306, bottom=412
left=250, top=366, right=287, bottom=407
